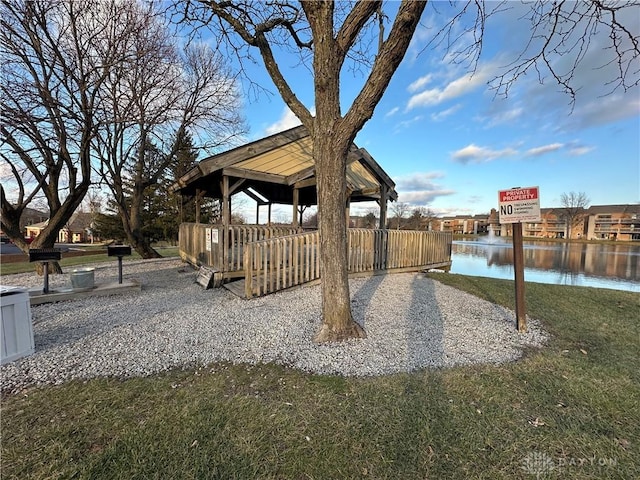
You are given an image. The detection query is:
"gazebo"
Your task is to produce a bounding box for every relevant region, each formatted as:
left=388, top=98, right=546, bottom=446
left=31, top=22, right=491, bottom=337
left=172, top=125, right=452, bottom=297
left=171, top=125, right=397, bottom=228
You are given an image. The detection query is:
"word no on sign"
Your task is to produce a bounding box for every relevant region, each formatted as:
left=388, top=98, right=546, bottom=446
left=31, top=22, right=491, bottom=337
left=498, top=186, right=541, bottom=223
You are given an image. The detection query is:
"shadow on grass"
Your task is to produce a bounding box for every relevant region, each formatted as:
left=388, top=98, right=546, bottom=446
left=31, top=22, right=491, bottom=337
left=377, top=275, right=452, bottom=478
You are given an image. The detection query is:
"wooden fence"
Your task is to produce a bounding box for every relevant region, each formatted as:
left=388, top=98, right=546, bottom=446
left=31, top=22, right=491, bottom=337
left=178, top=223, right=301, bottom=274
left=243, top=229, right=452, bottom=297
left=179, top=223, right=452, bottom=298
left=243, top=231, right=320, bottom=297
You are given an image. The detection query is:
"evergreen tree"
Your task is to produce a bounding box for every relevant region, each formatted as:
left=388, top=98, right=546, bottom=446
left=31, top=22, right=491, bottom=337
left=162, top=131, right=222, bottom=241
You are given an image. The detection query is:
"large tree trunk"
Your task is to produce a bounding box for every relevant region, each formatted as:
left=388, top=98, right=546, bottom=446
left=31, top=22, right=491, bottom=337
left=313, top=133, right=366, bottom=342
left=310, top=1, right=365, bottom=342
left=29, top=227, right=65, bottom=275
left=2, top=185, right=88, bottom=275
left=196, top=0, right=426, bottom=341
left=33, top=194, right=89, bottom=274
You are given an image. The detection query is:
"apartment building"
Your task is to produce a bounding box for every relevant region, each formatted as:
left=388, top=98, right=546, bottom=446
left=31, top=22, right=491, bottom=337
left=434, top=204, right=639, bottom=242
left=584, top=204, right=640, bottom=241
left=523, top=204, right=639, bottom=241
left=524, top=208, right=587, bottom=239
left=434, top=214, right=490, bottom=235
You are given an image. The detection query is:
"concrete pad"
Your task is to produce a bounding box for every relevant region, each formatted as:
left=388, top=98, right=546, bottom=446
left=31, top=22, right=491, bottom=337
left=28, top=280, right=141, bottom=305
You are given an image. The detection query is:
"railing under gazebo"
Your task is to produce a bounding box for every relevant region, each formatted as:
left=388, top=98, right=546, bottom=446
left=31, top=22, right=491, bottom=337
left=178, top=222, right=452, bottom=296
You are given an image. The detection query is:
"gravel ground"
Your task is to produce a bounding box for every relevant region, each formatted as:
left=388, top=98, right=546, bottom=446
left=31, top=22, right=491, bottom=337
left=1, top=258, right=548, bottom=394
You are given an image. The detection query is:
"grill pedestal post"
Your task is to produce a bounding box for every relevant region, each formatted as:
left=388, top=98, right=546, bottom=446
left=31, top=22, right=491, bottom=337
left=28, top=249, right=62, bottom=294
left=107, top=245, right=132, bottom=284
left=117, top=256, right=124, bottom=284
left=42, top=262, right=49, bottom=294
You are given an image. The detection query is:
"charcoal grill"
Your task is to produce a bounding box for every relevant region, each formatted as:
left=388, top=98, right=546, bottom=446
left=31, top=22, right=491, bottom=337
left=107, top=245, right=132, bottom=284
left=28, top=248, right=62, bottom=294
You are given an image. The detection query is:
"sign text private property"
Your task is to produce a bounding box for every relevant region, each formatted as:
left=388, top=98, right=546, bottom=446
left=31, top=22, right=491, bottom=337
left=498, top=186, right=541, bottom=223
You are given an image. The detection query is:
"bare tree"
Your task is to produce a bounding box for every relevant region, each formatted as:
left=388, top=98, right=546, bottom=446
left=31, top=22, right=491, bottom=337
left=92, top=2, right=245, bottom=258
left=560, top=191, right=590, bottom=239
left=81, top=187, right=103, bottom=244
left=1, top=0, right=245, bottom=262
left=302, top=210, right=318, bottom=228
left=363, top=211, right=377, bottom=229
left=1, top=0, right=118, bottom=270
left=180, top=1, right=427, bottom=341
left=423, top=208, right=439, bottom=232
left=178, top=0, right=638, bottom=342
left=391, top=202, right=410, bottom=230
left=406, top=207, right=437, bottom=231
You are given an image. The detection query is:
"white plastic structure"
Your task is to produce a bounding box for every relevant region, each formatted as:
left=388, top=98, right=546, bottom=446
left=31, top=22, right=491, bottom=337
left=1, top=286, right=35, bottom=365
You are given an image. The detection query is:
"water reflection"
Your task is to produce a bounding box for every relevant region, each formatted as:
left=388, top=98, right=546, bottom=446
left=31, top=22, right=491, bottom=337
left=451, top=239, right=640, bottom=292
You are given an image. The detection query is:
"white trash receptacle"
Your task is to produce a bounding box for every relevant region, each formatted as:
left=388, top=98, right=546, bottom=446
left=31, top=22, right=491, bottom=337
left=1, top=286, right=34, bottom=365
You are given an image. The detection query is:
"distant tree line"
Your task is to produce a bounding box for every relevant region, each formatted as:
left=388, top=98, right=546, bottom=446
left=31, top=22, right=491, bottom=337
left=389, top=204, right=437, bottom=230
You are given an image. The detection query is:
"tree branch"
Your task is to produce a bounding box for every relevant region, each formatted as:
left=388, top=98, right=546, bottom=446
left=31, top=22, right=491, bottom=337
left=490, top=0, right=640, bottom=104
left=335, top=1, right=381, bottom=63
left=201, top=0, right=313, bottom=127
left=342, top=0, right=427, bottom=137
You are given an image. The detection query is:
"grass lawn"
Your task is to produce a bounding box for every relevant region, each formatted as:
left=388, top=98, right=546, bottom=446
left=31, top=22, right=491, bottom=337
left=1, top=275, right=638, bottom=479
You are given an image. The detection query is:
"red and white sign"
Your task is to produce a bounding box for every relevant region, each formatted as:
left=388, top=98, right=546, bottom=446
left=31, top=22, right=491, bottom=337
left=498, top=186, right=541, bottom=223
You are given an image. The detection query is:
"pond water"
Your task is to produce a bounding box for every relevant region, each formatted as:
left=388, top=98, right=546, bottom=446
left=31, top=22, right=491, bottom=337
left=450, top=238, right=640, bottom=293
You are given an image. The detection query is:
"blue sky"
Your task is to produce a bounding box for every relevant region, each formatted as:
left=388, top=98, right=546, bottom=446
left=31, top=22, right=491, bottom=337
left=208, top=2, right=639, bottom=220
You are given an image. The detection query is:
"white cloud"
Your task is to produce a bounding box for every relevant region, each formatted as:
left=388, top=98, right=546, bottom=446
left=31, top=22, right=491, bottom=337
left=385, top=106, right=400, bottom=118
left=406, top=88, right=441, bottom=110
left=569, top=96, right=640, bottom=131
left=406, top=63, right=496, bottom=111
left=480, top=106, right=524, bottom=128
left=393, top=115, right=424, bottom=132
left=395, top=171, right=445, bottom=191
left=432, top=206, right=473, bottom=217
left=568, top=146, right=595, bottom=156
left=394, top=171, right=455, bottom=206
left=407, top=74, right=433, bottom=93
left=451, top=144, right=518, bottom=164
left=398, top=190, right=455, bottom=205
left=349, top=201, right=380, bottom=217
left=431, top=104, right=462, bottom=121
left=264, top=107, right=303, bottom=135
left=525, top=143, right=564, bottom=157
left=264, top=105, right=316, bottom=136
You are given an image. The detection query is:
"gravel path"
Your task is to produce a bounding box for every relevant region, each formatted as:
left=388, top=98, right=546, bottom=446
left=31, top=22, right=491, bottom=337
left=1, top=258, right=548, bottom=394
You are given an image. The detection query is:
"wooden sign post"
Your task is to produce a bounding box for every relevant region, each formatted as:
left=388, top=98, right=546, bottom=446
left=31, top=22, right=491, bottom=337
left=498, top=186, right=541, bottom=333
left=511, top=222, right=527, bottom=332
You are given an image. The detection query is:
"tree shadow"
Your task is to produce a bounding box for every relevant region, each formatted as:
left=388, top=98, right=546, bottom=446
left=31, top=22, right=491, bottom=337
left=360, top=273, right=464, bottom=477
left=406, top=274, right=445, bottom=369
left=349, top=274, right=386, bottom=329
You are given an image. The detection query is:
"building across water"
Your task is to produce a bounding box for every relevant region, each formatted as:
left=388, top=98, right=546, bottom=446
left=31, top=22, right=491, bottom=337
left=432, top=204, right=640, bottom=241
